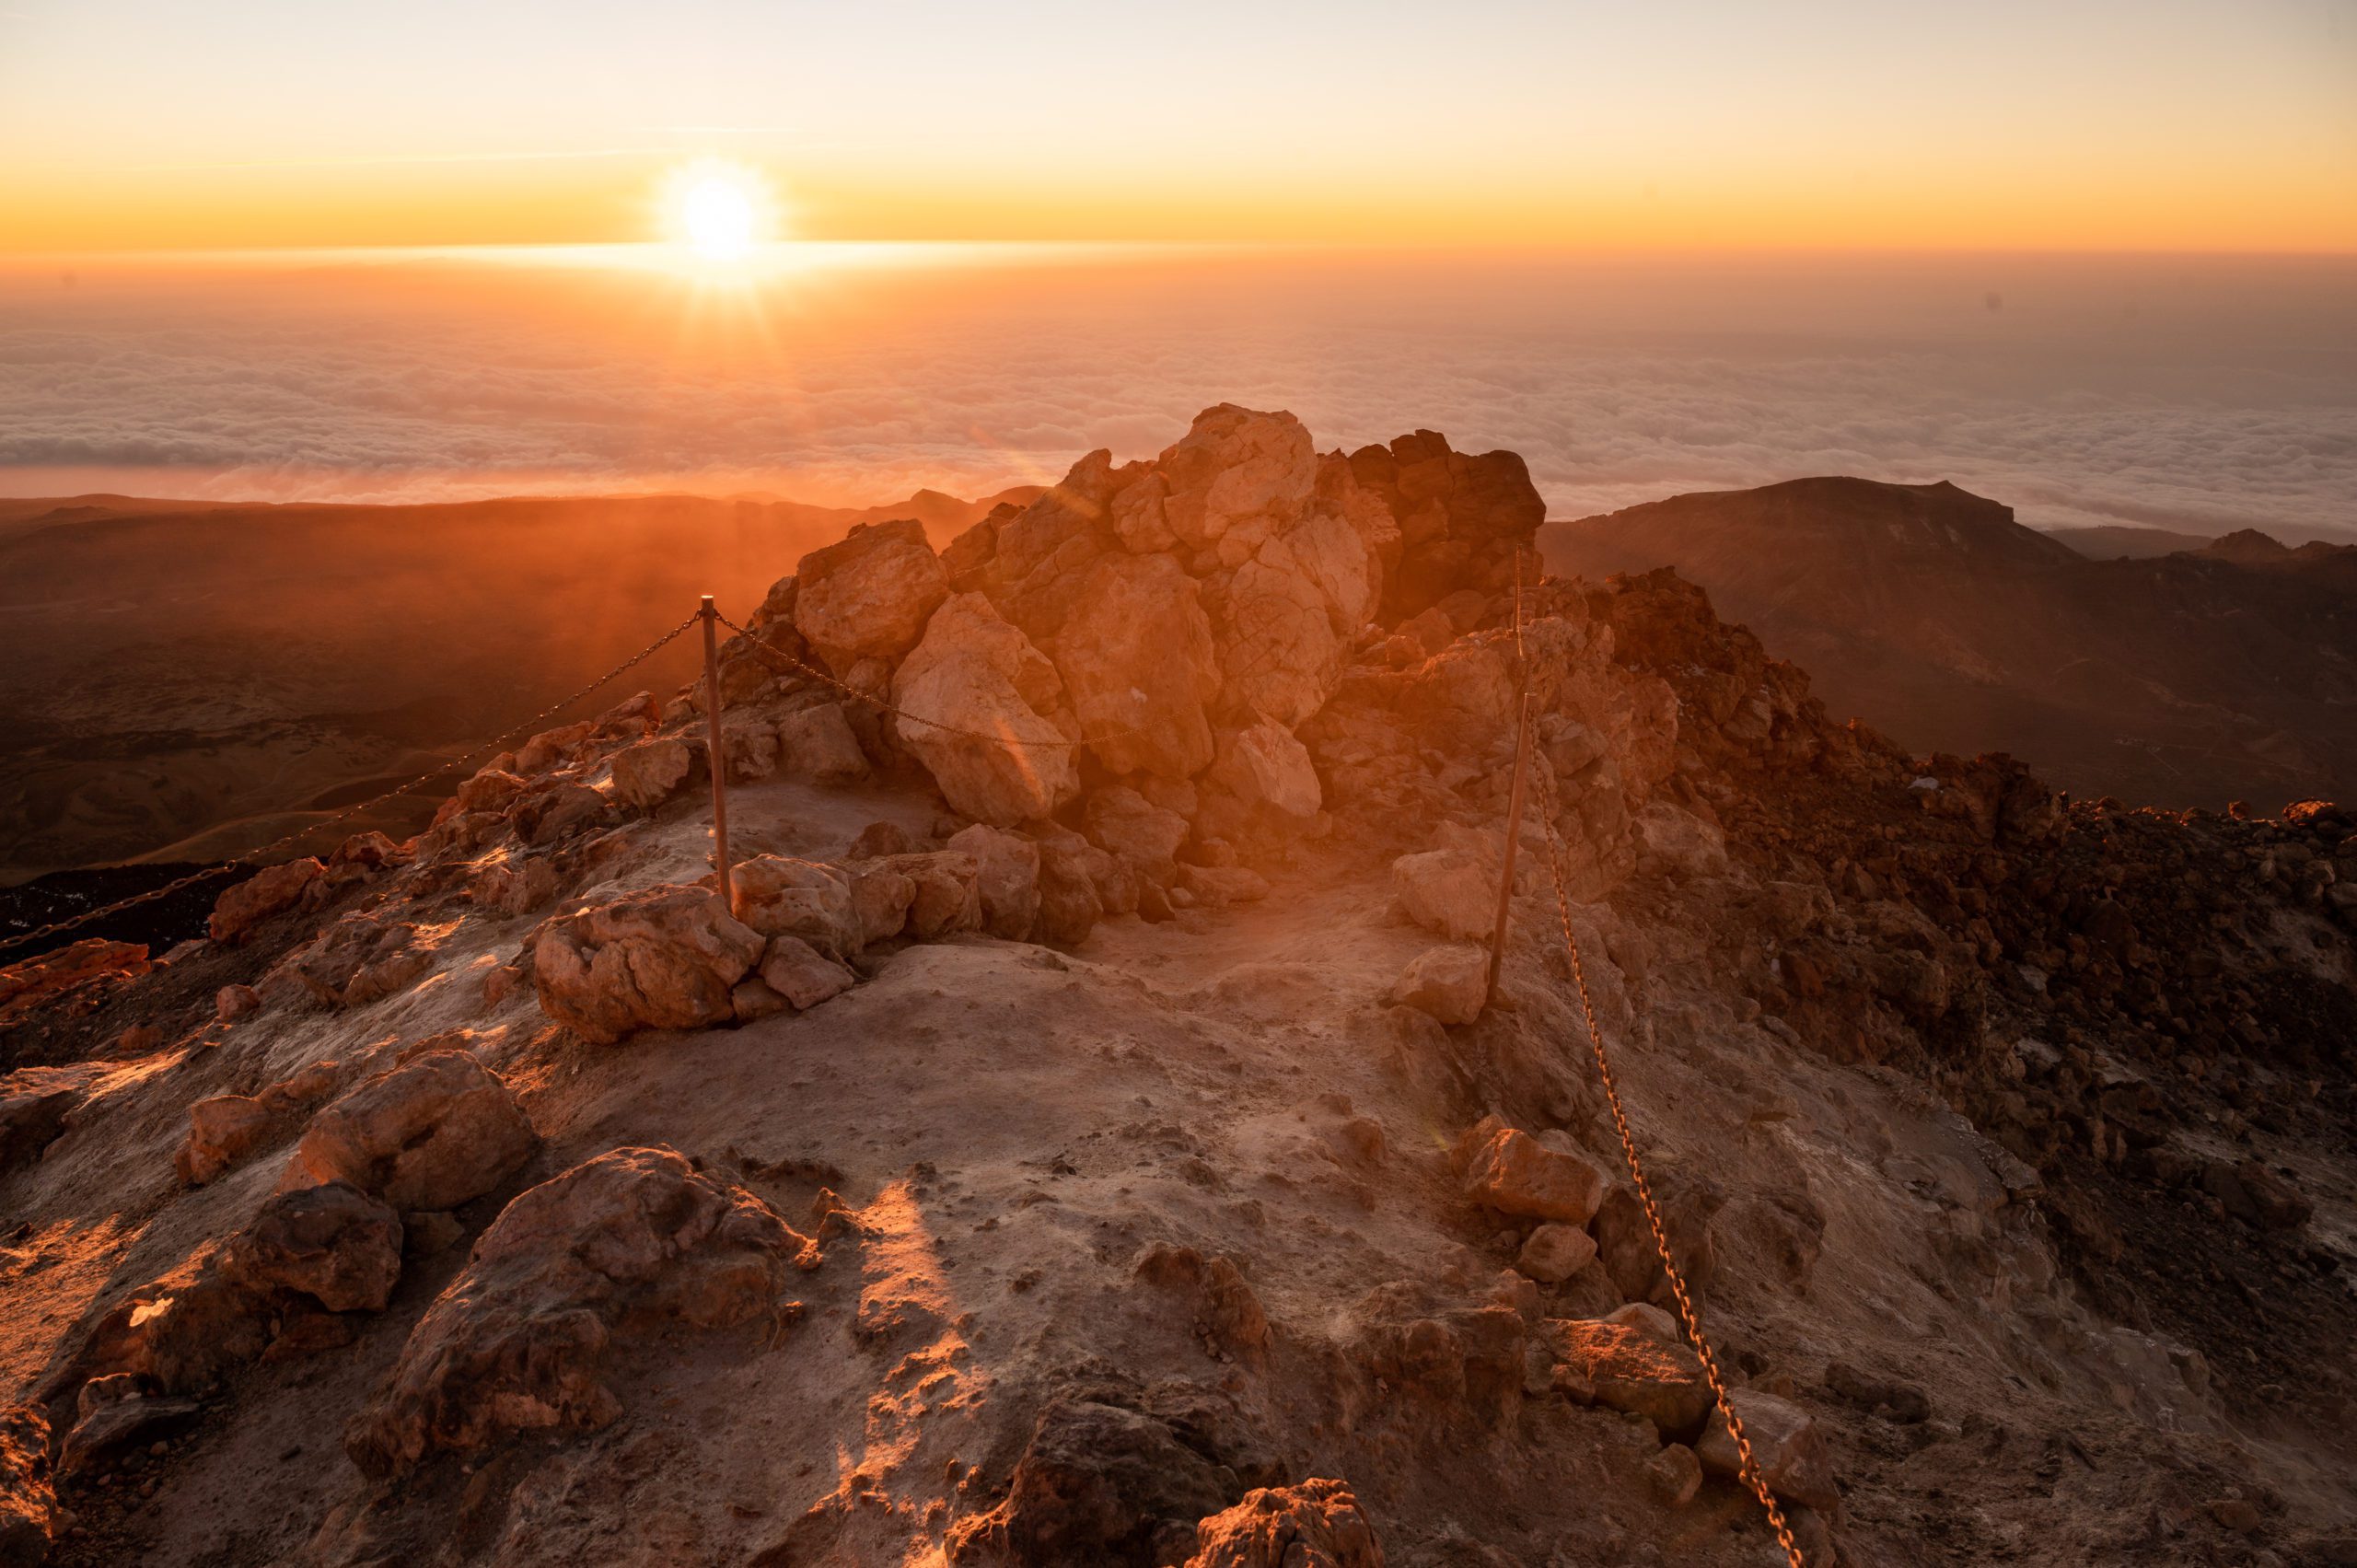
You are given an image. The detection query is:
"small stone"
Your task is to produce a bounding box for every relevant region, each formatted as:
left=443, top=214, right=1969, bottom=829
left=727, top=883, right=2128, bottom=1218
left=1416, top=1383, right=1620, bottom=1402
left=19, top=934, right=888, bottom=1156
left=1388, top=943, right=1489, bottom=1026
left=2206, top=1497, right=2264, bottom=1535
left=759, top=936, right=855, bottom=1010
left=1606, top=1302, right=1682, bottom=1344
left=1646, top=1442, right=1702, bottom=1506
left=1516, top=1224, right=1598, bottom=1284
left=1463, top=1128, right=1608, bottom=1224
left=1695, top=1388, right=1837, bottom=1510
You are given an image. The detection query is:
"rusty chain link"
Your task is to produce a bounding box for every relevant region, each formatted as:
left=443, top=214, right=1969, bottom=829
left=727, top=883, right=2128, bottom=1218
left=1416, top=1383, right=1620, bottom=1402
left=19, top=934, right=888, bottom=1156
left=1505, top=556, right=1805, bottom=1567
left=1530, top=776, right=1807, bottom=1568
left=0, top=611, right=702, bottom=959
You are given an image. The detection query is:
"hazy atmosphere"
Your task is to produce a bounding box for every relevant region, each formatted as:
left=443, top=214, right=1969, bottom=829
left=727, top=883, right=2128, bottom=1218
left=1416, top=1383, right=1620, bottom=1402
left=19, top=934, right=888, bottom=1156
left=4, top=5, right=2354, bottom=1568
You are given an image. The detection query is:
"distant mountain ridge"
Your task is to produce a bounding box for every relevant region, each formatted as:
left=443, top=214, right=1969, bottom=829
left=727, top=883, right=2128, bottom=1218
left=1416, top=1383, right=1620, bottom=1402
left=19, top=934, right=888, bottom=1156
left=1544, top=477, right=2357, bottom=809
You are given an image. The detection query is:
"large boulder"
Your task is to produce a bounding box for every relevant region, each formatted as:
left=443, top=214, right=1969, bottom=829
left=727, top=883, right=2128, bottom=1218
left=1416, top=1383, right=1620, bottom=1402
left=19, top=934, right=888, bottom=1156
left=1347, top=430, right=1543, bottom=621
left=946, top=824, right=1041, bottom=941
left=1182, top=1479, right=1386, bottom=1568
left=208, top=859, right=323, bottom=943
left=531, top=884, right=766, bottom=1043
left=1048, top=552, right=1222, bottom=780
left=1390, top=850, right=1492, bottom=942
left=731, top=856, right=861, bottom=959
left=1157, top=403, right=1318, bottom=554
left=792, top=517, right=950, bottom=673
left=280, top=1049, right=538, bottom=1213
left=343, top=1146, right=818, bottom=1478
left=1206, top=719, right=1323, bottom=822
left=775, top=703, right=870, bottom=783
left=222, top=1180, right=404, bottom=1313
left=892, top=594, right=1081, bottom=825
left=610, top=737, right=694, bottom=809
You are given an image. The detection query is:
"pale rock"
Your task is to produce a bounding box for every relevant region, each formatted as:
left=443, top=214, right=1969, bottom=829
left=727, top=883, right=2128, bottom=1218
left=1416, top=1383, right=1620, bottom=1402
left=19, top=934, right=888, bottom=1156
left=870, top=852, right=983, bottom=938
left=215, top=983, right=261, bottom=1022
left=723, top=722, right=781, bottom=782
left=281, top=1049, right=538, bottom=1213
left=730, top=856, right=860, bottom=959
left=610, top=737, right=693, bottom=809
left=175, top=1095, right=275, bottom=1186
left=758, top=936, right=856, bottom=1009
left=1646, top=1443, right=1703, bottom=1507
left=1389, top=944, right=1489, bottom=1026
left=1210, top=719, right=1323, bottom=820
left=844, top=865, right=919, bottom=947
left=792, top=517, right=950, bottom=671
left=1176, top=864, right=1271, bottom=907
left=775, top=703, right=870, bottom=783
left=1391, top=849, right=1492, bottom=942
left=1606, top=1302, right=1682, bottom=1344
left=531, top=884, right=766, bottom=1043
left=1537, top=1318, right=1714, bottom=1436
left=892, top=594, right=1080, bottom=825
left=946, top=824, right=1042, bottom=941
left=1156, top=403, right=1317, bottom=552
left=1047, top=552, right=1221, bottom=779
left=1463, top=1128, right=1607, bottom=1224
left=1515, top=1223, right=1598, bottom=1284
left=1083, top=786, right=1190, bottom=886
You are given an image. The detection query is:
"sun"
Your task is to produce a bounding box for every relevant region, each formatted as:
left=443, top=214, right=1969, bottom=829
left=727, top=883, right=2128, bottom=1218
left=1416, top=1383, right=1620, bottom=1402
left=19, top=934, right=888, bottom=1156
left=660, top=159, right=776, bottom=261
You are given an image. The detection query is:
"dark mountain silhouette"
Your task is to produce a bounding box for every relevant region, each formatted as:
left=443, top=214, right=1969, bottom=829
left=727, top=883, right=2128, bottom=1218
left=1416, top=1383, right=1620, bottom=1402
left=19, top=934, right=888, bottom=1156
left=1544, top=477, right=2357, bottom=809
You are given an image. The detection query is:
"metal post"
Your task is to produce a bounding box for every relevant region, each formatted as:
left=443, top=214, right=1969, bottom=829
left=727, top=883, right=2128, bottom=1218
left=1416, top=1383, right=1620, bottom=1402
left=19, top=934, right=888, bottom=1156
left=699, top=596, right=734, bottom=912
left=1487, top=688, right=1537, bottom=1002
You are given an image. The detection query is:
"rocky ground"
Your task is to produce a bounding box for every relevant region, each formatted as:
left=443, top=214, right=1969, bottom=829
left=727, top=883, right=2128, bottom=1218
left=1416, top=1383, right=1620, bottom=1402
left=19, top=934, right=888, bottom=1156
left=1, top=405, right=2351, bottom=1567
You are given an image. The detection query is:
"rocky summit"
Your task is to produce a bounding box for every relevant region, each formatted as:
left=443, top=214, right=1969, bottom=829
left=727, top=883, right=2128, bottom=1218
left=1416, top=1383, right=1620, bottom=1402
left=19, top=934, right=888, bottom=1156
left=0, top=405, right=2351, bottom=1567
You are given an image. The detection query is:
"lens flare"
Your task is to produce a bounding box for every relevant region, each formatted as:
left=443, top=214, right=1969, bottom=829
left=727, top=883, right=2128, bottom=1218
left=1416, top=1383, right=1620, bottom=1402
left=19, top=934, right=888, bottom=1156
left=660, top=159, right=777, bottom=261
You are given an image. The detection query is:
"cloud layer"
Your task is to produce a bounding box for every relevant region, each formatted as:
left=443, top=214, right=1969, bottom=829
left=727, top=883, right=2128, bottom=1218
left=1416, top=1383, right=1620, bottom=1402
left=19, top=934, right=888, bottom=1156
left=3, top=251, right=2351, bottom=540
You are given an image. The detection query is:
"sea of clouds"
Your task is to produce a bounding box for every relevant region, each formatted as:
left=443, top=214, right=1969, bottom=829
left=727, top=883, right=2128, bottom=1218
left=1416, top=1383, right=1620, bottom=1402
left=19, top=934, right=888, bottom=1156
left=2, top=248, right=2350, bottom=540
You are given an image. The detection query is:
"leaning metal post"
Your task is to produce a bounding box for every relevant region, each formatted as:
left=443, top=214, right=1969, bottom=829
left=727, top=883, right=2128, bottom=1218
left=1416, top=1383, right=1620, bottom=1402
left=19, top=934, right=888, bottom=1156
left=1487, top=688, right=1536, bottom=1002
left=699, top=596, right=735, bottom=912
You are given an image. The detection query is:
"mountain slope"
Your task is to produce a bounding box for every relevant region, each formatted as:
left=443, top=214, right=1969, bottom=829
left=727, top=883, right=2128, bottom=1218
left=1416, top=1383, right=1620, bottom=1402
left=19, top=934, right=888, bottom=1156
left=1544, top=479, right=2357, bottom=809
left=1, top=408, right=2350, bottom=1568
left=0, top=487, right=1036, bottom=885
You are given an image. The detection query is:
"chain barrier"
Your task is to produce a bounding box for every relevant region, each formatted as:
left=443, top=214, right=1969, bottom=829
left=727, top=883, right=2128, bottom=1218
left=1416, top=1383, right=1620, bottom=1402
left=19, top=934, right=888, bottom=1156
left=1503, top=555, right=1804, bottom=1567
left=0, top=611, right=702, bottom=959
left=711, top=608, right=1158, bottom=754
left=1528, top=780, right=1807, bottom=1568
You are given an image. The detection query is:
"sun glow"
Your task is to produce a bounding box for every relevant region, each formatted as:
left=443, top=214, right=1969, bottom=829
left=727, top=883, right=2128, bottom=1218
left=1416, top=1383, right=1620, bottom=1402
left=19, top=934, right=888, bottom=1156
left=661, top=159, right=777, bottom=261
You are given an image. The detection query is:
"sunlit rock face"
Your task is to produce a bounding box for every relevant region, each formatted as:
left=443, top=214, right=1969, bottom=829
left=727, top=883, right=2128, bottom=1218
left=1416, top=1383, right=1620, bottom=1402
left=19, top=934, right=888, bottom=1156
left=760, top=401, right=1546, bottom=861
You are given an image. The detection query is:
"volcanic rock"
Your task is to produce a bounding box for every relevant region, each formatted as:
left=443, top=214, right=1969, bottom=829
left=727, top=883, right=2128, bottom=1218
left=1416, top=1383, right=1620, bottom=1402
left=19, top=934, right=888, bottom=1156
left=288, top=912, right=435, bottom=1009
left=1462, top=1128, right=1607, bottom=1225
left=1049, top=553, right=1222, bottom=780
left=1389, top=944, right=1489, bottom=1026
left=222, top=1181, right=404, bottom=1313
left=531, top=884, right=766, bottom=1042
left=1537, top=1318, right=1713, bottom=1436
left=208, top=859, right=323, bottom=943
left=0, top=1404, right=52, bottom=1564
left=610, top=737, right=694, bottom=809
left=893, top=594, right=1081, bottom=825
left=1181, top=1479, right=1386, bottom=1568
left=731, top=856, right=861, bottom=959
left=280, top=1049, right=537, bottom=1213
left=1695, top=1388, right=1837, bottom=1509
left=946, top=824, right=1042, bottom=941
left=1515, top=1224, right=1598, bottom=1285
left=792, top=517, right=950, bottom=673
left=757, top=936, right=856, bottom=1009
left=1391, top=849, right=1492, bottom=942
left=343, top=1145, right=817, bottom=1478
left=776, top=702, right=870, bottom=782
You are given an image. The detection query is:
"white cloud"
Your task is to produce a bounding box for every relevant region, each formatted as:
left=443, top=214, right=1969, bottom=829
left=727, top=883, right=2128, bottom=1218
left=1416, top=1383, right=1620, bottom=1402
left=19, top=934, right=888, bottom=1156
left=1, top=253, right=2350, bottom=540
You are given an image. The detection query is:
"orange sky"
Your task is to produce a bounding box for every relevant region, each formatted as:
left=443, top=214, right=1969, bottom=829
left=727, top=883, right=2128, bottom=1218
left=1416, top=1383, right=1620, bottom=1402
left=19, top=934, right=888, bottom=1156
left=1, top=2, right=2352, bottom=253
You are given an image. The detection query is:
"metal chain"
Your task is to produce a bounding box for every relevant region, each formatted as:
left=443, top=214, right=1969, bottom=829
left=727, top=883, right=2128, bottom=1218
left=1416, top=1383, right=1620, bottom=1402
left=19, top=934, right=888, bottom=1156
left=1505, top=558, right=1804, bottom=1567
left=1531, top=771, right=1807, bottom=1567
left=711, top=608, right=1155, bottom=754
left=0, top=611, right=702, bottom=959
